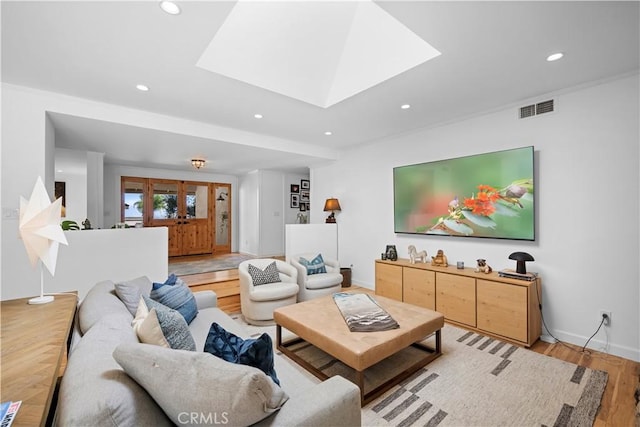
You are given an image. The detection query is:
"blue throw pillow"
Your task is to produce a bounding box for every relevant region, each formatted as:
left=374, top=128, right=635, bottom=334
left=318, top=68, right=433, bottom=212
left=204, top=323, right=280, bottom=386
left=151, top=274, right=198, bottom=324
left=299, top=254, right=327, bottom=275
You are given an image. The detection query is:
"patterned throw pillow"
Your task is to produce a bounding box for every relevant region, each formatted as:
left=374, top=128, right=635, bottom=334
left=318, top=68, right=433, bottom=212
left=141, top=296, right=196, bottom=351
left=247, top=262, right=281, bottom=286
left=151, top=274, right=198, bottom=324
left=204, top=322, right=280, bottom=385
left=299, top=254, right=327, bottom=275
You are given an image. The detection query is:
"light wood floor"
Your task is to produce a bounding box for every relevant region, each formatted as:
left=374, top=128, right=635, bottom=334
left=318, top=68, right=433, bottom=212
left=530, top=339, right=639, bottom=426
left=171, top=254, right=640, bottom=425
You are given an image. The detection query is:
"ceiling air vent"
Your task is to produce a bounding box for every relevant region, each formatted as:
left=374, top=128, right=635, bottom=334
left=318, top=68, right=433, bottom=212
left=519, top=99, right=554, bottom=119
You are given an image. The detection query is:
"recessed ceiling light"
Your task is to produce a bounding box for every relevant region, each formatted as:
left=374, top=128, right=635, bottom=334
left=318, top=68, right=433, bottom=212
left=546, top=52, right=564, bottom=62
left=254, top=114, right=263, bottom=119
left=136, top=84, right=149, bottom=91
left=57, top=169, right=63, bottom=173
left=401, top=104, right=411, bottom=110
left=160, top=1, right=181, bottom=15
left=324, top=131, right=333, bottom=136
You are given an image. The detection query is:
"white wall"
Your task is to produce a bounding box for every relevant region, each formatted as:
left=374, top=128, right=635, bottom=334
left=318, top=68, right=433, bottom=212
left=259, top=170, right=285, bottom=256
left=238, top=170, right=286, bottom=257
left=239, top=171, right=259, bottom=255
left=312, top=74, right=640, bottom=361
left=285, top=223, right=338, bottom=262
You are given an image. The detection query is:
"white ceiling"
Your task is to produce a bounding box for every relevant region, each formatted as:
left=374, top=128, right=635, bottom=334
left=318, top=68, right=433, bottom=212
left=2, top=1, right=639, bottom=175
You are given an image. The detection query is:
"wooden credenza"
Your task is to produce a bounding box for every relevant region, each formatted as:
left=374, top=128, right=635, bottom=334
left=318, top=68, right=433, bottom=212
left=375, top=259, right=541, bottom=347
left=1, top=293, right=77, bottom=426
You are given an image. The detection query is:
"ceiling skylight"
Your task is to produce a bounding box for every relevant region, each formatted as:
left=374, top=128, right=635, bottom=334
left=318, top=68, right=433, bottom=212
left=196, top=1, right=440, bottom=108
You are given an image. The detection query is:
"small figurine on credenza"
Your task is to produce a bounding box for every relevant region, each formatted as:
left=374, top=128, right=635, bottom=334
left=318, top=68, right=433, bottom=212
left=475, top=258, right=493, bottom=274
left=431, top=249, right=448, bottom=267
left=408, top=245, right=428, bottom=264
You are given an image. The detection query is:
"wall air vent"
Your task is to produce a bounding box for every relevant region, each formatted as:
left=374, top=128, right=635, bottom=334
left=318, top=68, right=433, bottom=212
left=519, top=104, right=536, bottom=119
left=519, top=99, right=555, bottom=119
left=536, top=99, right=554, bottom=115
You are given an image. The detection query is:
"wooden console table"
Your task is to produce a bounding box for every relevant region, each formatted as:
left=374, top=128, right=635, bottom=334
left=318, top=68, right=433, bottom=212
left=1, top=293, right=77, bottom=426
left=376, top=259, right=541, bottom=347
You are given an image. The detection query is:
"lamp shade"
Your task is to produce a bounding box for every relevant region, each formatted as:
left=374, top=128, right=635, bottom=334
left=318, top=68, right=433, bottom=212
left=323, top=198, right=341, bottom=212
left=508, top=252, right=534, bottom=274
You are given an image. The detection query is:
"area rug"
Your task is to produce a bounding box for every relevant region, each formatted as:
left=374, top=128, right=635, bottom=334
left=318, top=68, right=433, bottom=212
left=234, top=317, right=607, bottom=427
left=168, top=253, right=256, bottom=276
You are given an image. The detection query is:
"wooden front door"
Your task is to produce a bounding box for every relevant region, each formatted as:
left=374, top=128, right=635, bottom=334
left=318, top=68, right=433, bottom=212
left=122, top=177, right=232, bottom=257
left=147, top=180, right=212, bottom=257
left=181, top=182, right=212, bottom=255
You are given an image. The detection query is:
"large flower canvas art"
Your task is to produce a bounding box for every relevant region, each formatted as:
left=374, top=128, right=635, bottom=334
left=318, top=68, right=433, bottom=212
left=393, top=146, right=535, bottom=240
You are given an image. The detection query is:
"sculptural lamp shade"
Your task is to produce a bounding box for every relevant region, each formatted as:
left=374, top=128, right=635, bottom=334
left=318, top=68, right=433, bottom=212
left=19, top=177, right=69, bottom=304
left=323, top=198, right=341, bottom=223
left=509, top=252, right=534, bottom=274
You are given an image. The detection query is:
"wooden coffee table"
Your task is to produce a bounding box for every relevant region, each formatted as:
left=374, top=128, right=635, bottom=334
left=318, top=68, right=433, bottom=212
left=274, top=292, right=444, bottom=404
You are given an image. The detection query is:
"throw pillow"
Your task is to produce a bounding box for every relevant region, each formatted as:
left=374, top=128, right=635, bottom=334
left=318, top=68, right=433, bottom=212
left=247, top=261, right=281, bottom=286
left=299, top=254, right=327, bottom=275
left=151, top=274, right=198, bottom=324
left=114, top=276, right=153, bottom=317
left=204, top=322, right=280, bottom=385
left=132, top=297, right=170, bottom=348
left=141, top=296, right=196, bottom=351
left=113, top=343, right=289, bottom=427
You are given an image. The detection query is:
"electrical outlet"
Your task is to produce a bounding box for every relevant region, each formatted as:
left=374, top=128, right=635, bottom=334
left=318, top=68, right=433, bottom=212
left=599, top=310, right=611, bottom=326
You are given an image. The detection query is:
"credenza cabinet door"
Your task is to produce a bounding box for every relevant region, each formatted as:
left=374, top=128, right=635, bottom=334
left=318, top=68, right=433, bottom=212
left=375, top=262, right=403, bottom=301
left=403, top=268, right=435, bottom=310
left=477, top=279, right=528, bottom=343
left=436, top=273, right=476, bottom=327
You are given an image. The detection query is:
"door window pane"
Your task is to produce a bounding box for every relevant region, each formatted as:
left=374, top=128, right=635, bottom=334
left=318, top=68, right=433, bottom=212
left=123, top=180, right=144, bottom=226
left=215, top=187, right=229, bottom=245
left=185, top=184, right=208, bottom=219
left=152, top=182, right=179, bottom=219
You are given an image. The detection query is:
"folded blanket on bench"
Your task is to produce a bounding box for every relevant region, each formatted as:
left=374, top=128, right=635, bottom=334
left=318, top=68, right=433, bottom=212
left=332, top=293, right=399, bottom=332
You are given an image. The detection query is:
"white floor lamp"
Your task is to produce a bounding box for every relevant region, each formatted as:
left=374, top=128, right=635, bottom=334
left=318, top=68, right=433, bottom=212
left=19, top=177, right=68, bottom=304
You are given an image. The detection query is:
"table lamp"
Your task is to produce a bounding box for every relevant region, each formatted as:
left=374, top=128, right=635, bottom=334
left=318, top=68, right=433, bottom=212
left=323, top=198, right=341, bottom=223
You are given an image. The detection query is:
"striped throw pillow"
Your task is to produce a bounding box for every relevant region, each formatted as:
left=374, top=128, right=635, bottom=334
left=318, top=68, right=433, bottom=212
left=299, top=254, right=327, bottom=275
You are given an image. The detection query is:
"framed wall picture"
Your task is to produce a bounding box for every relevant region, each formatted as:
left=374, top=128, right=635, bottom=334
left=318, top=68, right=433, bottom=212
left=290, top=194, right=299, bottom=208
left=301, top=179, right=310, bottom=190
left=300, top=190, right=309, bottom=202
left=299, top=203, right=306, bottom=212
left=290, top=184, right=299, bottom=194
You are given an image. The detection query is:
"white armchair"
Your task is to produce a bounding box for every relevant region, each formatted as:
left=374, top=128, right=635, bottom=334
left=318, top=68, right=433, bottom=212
left=290, top=253, right=343, bottom=302
left=238, top=259, right=299, bottom=325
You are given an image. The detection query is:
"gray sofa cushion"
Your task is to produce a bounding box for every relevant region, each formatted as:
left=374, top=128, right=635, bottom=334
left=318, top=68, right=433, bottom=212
left=79, top=280, right=132, bottom=334
left=56, top=314, right=172, bottom=427
left=113, top=343, right=289, bottom=427
left=115, top=276, right=153, bottom=316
